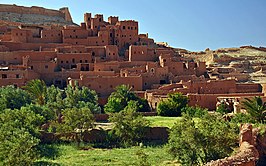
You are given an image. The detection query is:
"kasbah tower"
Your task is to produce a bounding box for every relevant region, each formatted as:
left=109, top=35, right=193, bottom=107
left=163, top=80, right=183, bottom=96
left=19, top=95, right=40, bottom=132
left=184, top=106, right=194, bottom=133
left=0, top=4, right=265, bottom=109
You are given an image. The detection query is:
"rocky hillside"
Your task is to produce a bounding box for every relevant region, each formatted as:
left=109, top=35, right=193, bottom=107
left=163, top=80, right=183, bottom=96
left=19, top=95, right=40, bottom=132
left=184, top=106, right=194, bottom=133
left=0, top=4, right=76, bottom=26
left=182, top=46, right=266, bottom=83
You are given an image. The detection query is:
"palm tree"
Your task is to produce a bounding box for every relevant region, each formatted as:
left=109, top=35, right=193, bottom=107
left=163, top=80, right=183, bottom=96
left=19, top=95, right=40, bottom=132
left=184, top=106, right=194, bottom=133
left=23, top=79, right=47, bottom=105
left=242, top=96, right=266, bottom=123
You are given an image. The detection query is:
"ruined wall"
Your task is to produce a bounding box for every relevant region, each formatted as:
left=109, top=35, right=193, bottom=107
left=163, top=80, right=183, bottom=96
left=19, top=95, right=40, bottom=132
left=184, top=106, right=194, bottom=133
left=205, top=124, right=259, bottom=166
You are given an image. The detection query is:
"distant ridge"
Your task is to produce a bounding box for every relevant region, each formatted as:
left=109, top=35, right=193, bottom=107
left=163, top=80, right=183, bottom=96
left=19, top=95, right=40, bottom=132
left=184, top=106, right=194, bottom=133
left=0, top=4, right=76, bottom=26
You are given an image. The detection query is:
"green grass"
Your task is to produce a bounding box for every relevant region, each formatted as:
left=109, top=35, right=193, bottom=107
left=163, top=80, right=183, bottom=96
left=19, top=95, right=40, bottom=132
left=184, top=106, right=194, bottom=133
left=35, top=144, right=177, bottom=166
left=145, top=116, right=182, bottom=128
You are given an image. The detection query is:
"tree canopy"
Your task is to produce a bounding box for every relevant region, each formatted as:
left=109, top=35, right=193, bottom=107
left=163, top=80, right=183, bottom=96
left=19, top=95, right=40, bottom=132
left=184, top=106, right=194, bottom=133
left=157, top=93, right=188, bottom=116
left=104, top=84, right=150, bottom=113
left=242, top=96, right=266, bottom=123
left=0, top=85, right=31, bottom=111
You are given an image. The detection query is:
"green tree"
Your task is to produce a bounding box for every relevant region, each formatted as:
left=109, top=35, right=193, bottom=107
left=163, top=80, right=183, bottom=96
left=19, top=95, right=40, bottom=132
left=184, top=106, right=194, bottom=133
left=23, top=79, right=47, bottom=105
left=63, top=85, right=100, bottom=113
left=157, top=93, right=188, bottom=116
left=168, top=113, right=238, bottom=165
left=109, top=101, right=150, bottom=146
left=216, top=103, right=231, bottom=115
left=57, top=107, right=95, bottom=146
left=242, top=96, right=266, bottom=123
left=0, top=85, right=31, bottom=110
left=45, top=85, right=65, bottom=118
left=21, top=104, right=55, bottom=123
left=181, top=106, right=208, bottom=118
left=0, top=108, right=44, bottom=165
left=104, top=84, right=150, bottom=113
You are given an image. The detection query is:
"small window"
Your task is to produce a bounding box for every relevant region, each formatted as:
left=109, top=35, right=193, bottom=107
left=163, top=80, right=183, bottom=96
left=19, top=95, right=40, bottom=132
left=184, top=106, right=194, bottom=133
left=128, top=27, right=130, bottom=30
left=110, top=85, right=113, bottom=88
left=45, top=65, right=48, bottom=69
left=123, top=26, right=126, bottom=29
left=16, top=74, right=19, bottom=78
left=99, top=18, right=102, bottom=22
left=85, top=60, right=88, bottom=63
left=66, top=61, right=69, bottom=63
left=2, top=74, right=7, bottom=78
left=72, top=58, right=75, bottom=63
left=73, top=30, right=76, bottom=32
left=80, top=60, right=82, bottom=63
left=61, top=61, right=63, bottom=63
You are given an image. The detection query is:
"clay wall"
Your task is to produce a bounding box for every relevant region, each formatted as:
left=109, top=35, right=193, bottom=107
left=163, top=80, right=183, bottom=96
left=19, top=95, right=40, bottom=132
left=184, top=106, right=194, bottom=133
left=28, top=61, right=57, bottom=75
left=0, top=69, right=39, bottom=87
left=57, top=53, right=92, bottom=69
left=11, top=29, right=28, bottom=43
left=108, top=16, right=119, bottom=25
left=236, top=83, right=262, bottom=93
left=182, top=79, right=237, bottom=94
left=76, top=75, right=142, bottom=97
left=94, top=62, right=120, bottom=72
left=86, top=46, right=106, bottom=59
left=188, top=93, right=264, bottom=110
left=56, top=46, right=88, bottom=53
left=1, top=41, right=70, bottom=51
left=105, top=45, right=118, bottom=61
left=115, top=20, right=138, bottom=49
left=62, top=28, right=89, bottom=40
left=129, top=45, right=154, bottom=61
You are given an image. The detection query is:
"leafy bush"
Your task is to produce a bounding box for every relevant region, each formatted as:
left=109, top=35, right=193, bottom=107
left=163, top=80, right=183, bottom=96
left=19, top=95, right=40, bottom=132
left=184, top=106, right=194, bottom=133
left=108, top=101, right=150, bottom=146
left=63, top=85, right=100, bottom=113
left=105, top=84, right=150, bottom=113
left=216, top=103, right=231, bottom=114
left=0, top=85, right=31, bottom=111
left=21, top=104, right=55, bottom=123
left=181, top=106, right=208, bottom=118
left=167, top=113, right=238, bottom=165
left=242, top=96, right=266, bottom=123
left=230, top=113, right=256, bottom=124
left=0, top=108, right=44, bottom=165
left=157, top=93, right=188, bottom=117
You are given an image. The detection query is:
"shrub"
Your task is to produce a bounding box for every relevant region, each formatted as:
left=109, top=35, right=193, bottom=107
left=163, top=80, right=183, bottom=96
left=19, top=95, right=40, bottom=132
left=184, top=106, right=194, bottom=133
left=181, top=106, right=208, bottom=118
left=167, top=113, right=238, bottom=165
left=230, top=113, right=256, bottom=124
left=104, top=85, right=150, bottom=113
left=108, top=101, right=150, bottom=146
left=157, top=93, right=188, bottom=117
left=216, top=103, right=231, bottom=114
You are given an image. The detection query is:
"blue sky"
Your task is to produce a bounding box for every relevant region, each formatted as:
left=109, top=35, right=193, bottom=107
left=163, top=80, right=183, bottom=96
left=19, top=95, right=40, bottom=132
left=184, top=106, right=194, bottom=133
left=1, top=0, right=266, bottom=51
